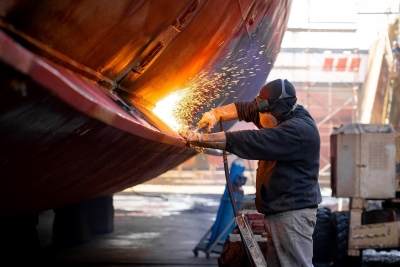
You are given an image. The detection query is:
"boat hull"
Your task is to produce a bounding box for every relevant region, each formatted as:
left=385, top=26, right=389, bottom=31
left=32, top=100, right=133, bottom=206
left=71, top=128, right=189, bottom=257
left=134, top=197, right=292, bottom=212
left=0, top=0, right=292, bottom=214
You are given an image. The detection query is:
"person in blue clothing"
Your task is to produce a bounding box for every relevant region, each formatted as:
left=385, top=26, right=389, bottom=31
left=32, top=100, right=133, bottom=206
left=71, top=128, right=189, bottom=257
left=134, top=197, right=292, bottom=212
left=179, top=78, right=322, bottom=267
left=393, top=41, right=400, bottom=75
left=207, top=157, right=246, bottom=251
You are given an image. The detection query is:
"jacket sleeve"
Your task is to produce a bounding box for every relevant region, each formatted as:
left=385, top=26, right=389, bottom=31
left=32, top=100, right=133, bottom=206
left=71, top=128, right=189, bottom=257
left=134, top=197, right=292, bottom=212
left=234, top=101, right=262, bottom=128
left=225, top=122, right=303, bottom=161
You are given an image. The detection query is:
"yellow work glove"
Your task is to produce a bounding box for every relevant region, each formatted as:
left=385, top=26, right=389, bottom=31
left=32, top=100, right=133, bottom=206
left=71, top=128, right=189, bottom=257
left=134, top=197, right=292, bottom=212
left=197, top=110, right=218, bottom=132
left=197, top=103, right=238, bottom=132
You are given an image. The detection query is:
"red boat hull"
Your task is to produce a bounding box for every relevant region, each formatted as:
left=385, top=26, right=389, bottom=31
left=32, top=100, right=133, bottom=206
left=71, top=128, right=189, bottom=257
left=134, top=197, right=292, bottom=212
left=0, top=0, right=292, bottom=214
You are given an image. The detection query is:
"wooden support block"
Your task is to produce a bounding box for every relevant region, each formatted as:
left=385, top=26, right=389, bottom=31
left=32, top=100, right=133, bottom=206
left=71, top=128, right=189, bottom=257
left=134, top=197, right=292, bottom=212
left=250, top=221, right=265, bottom=229
left=239, top=210, right=264, bottom=220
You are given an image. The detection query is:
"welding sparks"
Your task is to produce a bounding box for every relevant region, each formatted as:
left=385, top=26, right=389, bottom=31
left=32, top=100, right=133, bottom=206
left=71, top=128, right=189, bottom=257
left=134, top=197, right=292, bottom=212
left=153, top=69, right=231, bottom=133
left=153, top=40, right=270, bottom=137
left=153, top=90, right=186, bottom=131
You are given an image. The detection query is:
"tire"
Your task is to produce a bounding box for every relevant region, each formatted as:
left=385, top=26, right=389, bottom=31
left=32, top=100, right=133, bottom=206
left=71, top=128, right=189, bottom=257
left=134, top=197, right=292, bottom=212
left=312, top=207, right=332, bottom=264
left=330, top=211, right=362, bottom=267
left=331, top=211, right=349, bottom=264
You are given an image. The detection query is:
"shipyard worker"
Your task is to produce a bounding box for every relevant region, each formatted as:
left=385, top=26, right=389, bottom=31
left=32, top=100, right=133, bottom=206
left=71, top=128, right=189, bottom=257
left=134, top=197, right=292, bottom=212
left=393, top=41, right=400, bottom=53
left=393, top=41, right=400, bottom=75
left=179, top=78, right=322, bottom=267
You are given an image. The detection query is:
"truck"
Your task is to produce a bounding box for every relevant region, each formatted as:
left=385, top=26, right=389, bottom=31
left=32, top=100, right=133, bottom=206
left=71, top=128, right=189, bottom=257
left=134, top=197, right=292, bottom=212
left=313, top=123, right=400, bottom=267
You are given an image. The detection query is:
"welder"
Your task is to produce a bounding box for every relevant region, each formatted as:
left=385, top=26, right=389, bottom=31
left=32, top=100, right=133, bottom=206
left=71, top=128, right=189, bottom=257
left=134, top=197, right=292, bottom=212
left=179, top=78, right=322, bottom=267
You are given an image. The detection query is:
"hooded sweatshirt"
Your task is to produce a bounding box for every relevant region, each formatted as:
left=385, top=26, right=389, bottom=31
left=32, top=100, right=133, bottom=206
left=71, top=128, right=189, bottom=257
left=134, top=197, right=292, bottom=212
left=225, top=100, right=322, bottom=214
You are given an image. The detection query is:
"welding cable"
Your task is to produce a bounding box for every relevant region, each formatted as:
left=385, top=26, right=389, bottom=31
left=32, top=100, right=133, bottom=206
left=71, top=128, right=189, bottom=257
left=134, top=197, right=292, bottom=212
left=219, top=120, right=255, bottom=267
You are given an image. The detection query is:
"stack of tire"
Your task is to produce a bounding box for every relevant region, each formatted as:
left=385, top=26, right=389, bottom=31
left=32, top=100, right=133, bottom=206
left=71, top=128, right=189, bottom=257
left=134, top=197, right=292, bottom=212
left=312, top=207, right=361, bottom=267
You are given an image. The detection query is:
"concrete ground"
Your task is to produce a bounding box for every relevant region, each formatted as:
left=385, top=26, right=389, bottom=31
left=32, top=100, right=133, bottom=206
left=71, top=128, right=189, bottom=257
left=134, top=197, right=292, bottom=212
left=31, top=185, right=400, bottom=267
left=36, top=191, right=223, bottom=267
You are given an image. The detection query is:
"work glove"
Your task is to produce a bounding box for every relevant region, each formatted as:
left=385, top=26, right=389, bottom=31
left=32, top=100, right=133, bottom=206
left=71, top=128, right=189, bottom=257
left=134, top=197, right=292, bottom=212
left=178, top=129, right=226, bottom=150
left=197, top=103, right=238, bottom=132
left=197, top=110, right=218, bottom=132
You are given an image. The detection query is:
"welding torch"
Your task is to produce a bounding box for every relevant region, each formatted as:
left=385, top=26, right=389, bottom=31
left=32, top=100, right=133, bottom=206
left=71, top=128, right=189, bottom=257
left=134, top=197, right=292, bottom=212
left=194, top=122, right=208, bottom=133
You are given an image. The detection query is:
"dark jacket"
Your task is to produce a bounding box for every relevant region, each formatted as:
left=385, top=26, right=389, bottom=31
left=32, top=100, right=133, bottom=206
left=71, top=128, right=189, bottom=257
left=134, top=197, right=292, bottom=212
left=225, top=101, right=322, bottom=214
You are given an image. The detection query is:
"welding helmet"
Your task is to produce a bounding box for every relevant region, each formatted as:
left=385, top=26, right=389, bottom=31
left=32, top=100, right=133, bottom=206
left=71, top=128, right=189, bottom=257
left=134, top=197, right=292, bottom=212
left=255, top=79, right=296, bottom=113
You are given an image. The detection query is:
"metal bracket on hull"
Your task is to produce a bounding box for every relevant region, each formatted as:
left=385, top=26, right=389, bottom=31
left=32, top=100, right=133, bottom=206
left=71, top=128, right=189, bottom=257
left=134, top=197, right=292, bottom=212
left=121, top=0, right=204, bottom=83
